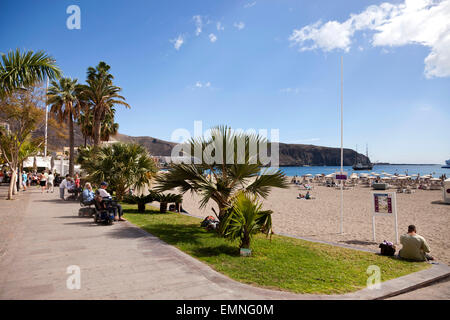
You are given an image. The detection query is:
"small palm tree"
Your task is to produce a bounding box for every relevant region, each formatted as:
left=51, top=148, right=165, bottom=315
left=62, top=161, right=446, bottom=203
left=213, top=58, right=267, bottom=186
left=47, top=77, right=79, bottom=175
left=123, top=193, right=156, bottom=213
left=78, top=142, right=158, bottom=200
left=154, top=193, right=183, bottom=213
left=0, top=49, right=61, bottom=97
left=219, top=193, right=273, bottom=251
left=155, top=126, right=288, bottom=221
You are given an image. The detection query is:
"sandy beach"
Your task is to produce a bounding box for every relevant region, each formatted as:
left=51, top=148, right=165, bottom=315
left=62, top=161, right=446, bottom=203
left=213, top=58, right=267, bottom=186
left=180, top=181, right=450, bottom=265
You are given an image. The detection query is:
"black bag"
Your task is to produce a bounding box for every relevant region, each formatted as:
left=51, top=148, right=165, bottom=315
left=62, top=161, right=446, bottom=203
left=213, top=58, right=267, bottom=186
left=379, top=240, right=396, bottom=256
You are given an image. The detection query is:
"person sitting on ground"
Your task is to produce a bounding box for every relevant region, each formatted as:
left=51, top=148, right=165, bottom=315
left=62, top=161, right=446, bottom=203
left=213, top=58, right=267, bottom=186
left=82, top=182, right=96, bottom=205
left=305, top=191, right=311, bottom=200
left=96, top=181, right=125, bottom=221
left=297, top=193, right=304, bottom=199
left=399, top=225, right=434, bottom=261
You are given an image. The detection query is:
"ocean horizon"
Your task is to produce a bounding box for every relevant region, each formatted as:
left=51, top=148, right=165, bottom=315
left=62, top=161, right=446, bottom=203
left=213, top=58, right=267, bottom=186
left=278, top=164, right=449, bottom=177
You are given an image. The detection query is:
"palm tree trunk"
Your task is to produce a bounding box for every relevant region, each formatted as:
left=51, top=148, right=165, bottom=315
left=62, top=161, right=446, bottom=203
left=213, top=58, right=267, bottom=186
left=69, top=114, right=75, bottom=176
left=93, top=109, right=102, bottom=147
left=8, top=169, right=17, bottom=200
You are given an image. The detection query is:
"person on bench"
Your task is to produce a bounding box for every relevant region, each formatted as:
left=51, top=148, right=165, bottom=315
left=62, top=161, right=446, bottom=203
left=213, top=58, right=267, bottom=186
left=399, top=225, right=434, bottom=261
left=82, top=183, right=95, bottom=205
left=96, top=181, right=125, bottom=221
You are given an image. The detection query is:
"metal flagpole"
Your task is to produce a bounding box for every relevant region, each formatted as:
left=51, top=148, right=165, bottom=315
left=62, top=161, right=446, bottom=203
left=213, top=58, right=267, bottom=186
left=44, top=76, right=49, bottom=157
left=340, top=56, right=344, bottom=234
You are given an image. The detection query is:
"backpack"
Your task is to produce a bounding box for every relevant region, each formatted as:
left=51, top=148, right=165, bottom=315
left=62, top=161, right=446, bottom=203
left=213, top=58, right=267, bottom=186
left=379, top=240, right=396, bottom=256
left=201, top=216, right=219, bottom=230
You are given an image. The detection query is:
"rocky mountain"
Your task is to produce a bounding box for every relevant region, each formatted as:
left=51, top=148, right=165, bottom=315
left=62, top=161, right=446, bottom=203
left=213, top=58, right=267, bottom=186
left=41, top=125, right=370, bottom=166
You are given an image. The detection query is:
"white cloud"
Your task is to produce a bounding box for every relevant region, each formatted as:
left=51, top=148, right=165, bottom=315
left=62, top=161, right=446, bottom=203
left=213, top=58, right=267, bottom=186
left=209, top=33, right=217, bottom=43
left=170, top=35, right=184, bottom=50
left=234, top=22, right=246, bottom=30
left=289, top=0, right=450, bottom=78
left=280, top=87, right=302, bottom=94
left=216, top=22, right=224, bottom=31
left=193, top=81, right=212, bottom=89
left=193, top=15, right=203, bottom=36
left=244, top=1, right=257, bottom=8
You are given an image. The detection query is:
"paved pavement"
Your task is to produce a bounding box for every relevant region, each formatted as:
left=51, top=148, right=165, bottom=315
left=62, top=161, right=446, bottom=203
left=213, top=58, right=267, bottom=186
left=0, top=185, right=448, bottom=300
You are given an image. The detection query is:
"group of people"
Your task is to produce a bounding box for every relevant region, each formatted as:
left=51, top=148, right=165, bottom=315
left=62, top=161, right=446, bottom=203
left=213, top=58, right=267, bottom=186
left=297, top=191, right=313, bottom=200
left=81, top=181, right=125, bottom=222
left=58, top=173, right=81, bottom=199
left=21, top=170, right=55, bottom=193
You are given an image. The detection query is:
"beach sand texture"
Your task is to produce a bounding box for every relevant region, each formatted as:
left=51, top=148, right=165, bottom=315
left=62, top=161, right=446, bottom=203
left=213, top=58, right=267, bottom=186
left=180, top=182, right=450, bottom=265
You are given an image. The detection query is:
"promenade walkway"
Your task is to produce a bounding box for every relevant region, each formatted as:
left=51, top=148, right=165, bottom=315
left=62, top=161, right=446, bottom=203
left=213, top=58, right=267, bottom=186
left=0, top=185, right=448, bottom=300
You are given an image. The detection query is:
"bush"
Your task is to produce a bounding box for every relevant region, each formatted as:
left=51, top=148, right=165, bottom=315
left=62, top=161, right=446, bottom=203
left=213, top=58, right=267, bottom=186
left=123, top=193, right=156, bottom=213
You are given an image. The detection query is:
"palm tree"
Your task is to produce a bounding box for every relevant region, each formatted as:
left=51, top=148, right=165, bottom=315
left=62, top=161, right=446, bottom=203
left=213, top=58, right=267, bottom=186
left=47, top=77, right=79, bottom=176
left=155, top=126, right=289, bottom=222
left=219, top=193, right=273, bottom=251
left=78, top=106, right=118, bottom=146
left=78, top=142, right=158, bottom=200
left=78, top=110, right=93, bottom=147
left=100, top=107, right=119, bottom=141
left=78, top=62, right=129, bottom=146
left=0, top=49, right=61, bottom=97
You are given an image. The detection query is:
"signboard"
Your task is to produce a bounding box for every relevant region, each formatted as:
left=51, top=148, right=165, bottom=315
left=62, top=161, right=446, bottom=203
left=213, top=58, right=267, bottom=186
left=372, top=192, right=399, bottom=244
left=373, top=193, right=393, bottom=214
left=335, top=172, right=348, bottom=180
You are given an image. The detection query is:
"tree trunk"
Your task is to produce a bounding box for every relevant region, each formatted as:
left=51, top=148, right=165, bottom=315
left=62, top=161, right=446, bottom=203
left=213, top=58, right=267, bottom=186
left=241, top=234, right=251, bottom=249
left=8, top=169, right=16, bottom=200
left=18, top=165, right=23, bottom=190
left=69, top=114, right=75, bottom=176
left=137, top=202, right=146, bottom=213
left=160, top=202, right=167, bottom=213
left=93, top=109, right=102, bottom=147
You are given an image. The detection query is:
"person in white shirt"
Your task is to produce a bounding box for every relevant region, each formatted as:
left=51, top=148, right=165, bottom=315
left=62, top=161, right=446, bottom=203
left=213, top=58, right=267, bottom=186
left=47, top=172, right=55, bottom=193
left=59, top=175, right=70, bottom=200
left=96, top=181, right=125, bottom=221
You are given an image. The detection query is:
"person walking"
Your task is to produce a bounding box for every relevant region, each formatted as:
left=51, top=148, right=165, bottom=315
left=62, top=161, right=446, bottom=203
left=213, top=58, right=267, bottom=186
left=47, top=171, right=55, bottom=193
left=21, top=171, right=28, bottom=191
left=39, top=171, right=48, bottom=193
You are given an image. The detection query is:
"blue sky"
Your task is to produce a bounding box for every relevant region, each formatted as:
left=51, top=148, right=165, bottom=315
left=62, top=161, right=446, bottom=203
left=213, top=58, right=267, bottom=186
left=1, top=0, right=449, bottom=163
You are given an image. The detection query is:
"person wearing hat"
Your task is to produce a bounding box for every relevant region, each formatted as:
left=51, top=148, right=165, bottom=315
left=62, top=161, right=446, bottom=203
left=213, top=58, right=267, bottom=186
left=96, top=182, right=125, bottom=221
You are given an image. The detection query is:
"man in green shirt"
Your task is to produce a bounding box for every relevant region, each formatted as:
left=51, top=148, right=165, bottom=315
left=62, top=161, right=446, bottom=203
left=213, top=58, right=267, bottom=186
left=399, top=225, right=434, bottom=261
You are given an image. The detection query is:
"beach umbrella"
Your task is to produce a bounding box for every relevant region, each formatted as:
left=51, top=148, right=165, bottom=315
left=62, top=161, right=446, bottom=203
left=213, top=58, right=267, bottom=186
left=430, top=178, right=441, bottom=181
left=350, top=173, right=358, bottom=179
left=325, top=174, right=334, bottom=178
left=397, top=177, right=407, bottom=180
left=381, top=177, right=390, bottom=180
left=305, top=174, right=312, bottom=177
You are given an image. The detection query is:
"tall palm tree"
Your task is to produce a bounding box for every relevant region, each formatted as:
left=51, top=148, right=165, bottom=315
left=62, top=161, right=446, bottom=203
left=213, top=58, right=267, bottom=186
left=78, top=62, right=129, bottom=146
left=47, top=77, right=79, bottom=176
left=100, top=108, right=119, bottom=141
left=0, top=49, right=61, bottom=97
left=155, top=126, right=289, bottom=222
left=78, top=106, right=119, bottom=145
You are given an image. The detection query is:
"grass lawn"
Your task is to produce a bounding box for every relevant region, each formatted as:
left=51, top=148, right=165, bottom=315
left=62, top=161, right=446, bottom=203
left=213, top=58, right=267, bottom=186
left=122, top=204, right=430, bottom=295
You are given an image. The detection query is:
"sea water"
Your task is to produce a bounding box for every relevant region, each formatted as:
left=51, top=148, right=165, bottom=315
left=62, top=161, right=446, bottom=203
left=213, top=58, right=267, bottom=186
left=279, top=164, right=449, bottom=178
